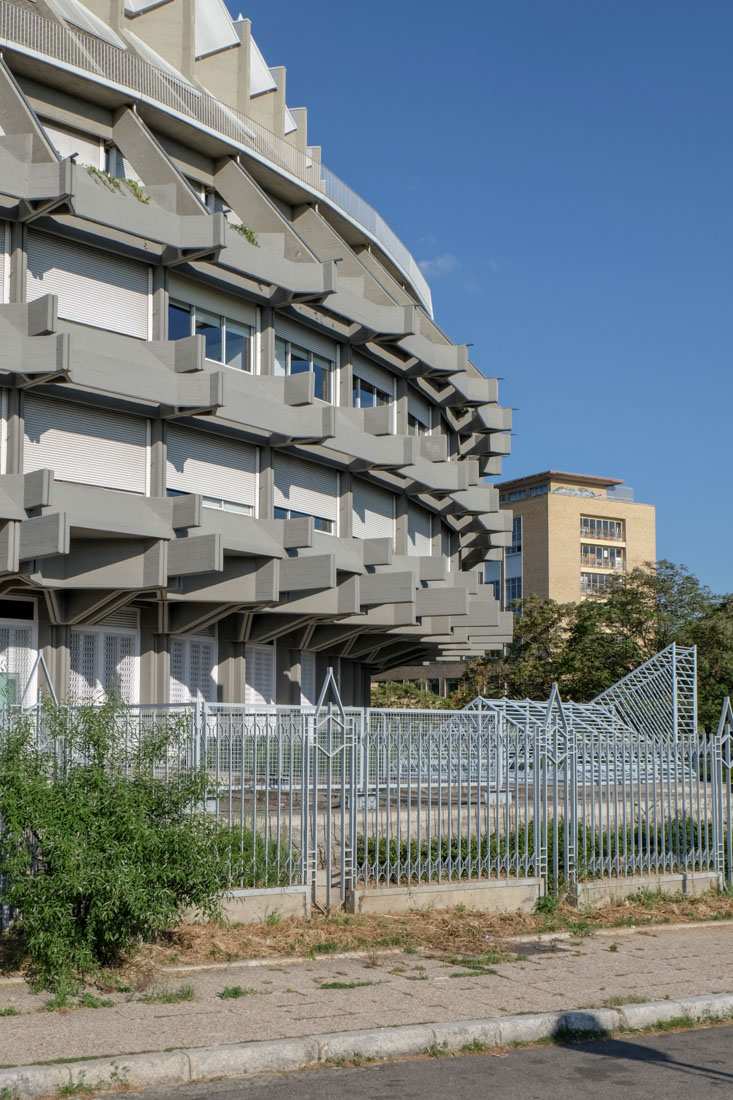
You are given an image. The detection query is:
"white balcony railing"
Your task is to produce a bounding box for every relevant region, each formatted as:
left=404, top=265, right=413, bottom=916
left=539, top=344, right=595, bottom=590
left=0, top=0, right=433, bottom=316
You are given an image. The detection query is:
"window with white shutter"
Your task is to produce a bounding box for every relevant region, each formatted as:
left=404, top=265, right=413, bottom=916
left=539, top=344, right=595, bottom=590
left=26, top=231, right=150, bottom=338
left=24, top=396, right=148, bottom=493
left=0, top=222, right=8, bottom=304
left=407, top=389, right=432, bottom=436
left=274, top=315, right=337, bottom=403
left=245, top=643, right=275, bottom=707
left=42, top=121, right=103, bottom=168
left=166, top=426, right=257, bottom=514
left=169, top=635, right=217, bottom=703
left=273, top=454, right=339, bottom=533
left=407, top=504, right=434, bottom=556
left=351, top=353, right=395, bottom=414
left=69, top=613, right=139, bottom=703
left=352, top=478, right=395, bottom=542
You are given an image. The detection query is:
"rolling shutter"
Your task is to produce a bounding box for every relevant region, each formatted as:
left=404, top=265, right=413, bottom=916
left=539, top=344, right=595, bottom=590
left=166, top=426, right=257, bottom=507
left=300, top=650, right=316, bottom=707
left=245, top=643, right=275, bottom=706
left=24, top=396, right=147, bottom=493
left=26, top=231, right=150, bottom=338
left=273, top=454, right=339, bottom=523
left=352, top=352, right=394, bottom=396
left=274, top=315, right=337, bottom=361
left=408, top=389, right=432, bottom=428
left=42, top=122, right=103, bottom=168
left=168, top=273, right=257, bottom=328
left=352, top=478, right=395, bottom=541
left=408, top=504, right=433, bottom=556
left=170, top=636, right=217, bottom=703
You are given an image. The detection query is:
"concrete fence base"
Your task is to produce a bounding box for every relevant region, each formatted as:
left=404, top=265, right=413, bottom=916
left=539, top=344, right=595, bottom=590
left=345, top=877, right=544, bottom=916
left=572, top=871, right=720, bottom=910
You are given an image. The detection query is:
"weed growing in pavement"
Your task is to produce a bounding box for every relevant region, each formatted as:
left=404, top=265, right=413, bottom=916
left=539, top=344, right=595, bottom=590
left=0, top=1087, right=15, bottom=1100
left=219, top=986, right=256, bottom=999
left=77, top=992, right=114, bottom=1009
left=604, top=994, right=648, bottom=1007
left=141, top=984, right=195, bottom=1005
left=608, top=943, right=619, bottom=953
left=56, top=1073, right=94, bottom=1097
left=265, top=910, right=282, bottom=926
left=0, top=1007, right=19, bottom=1017
left=459, top=1039, right=490, bottom=1053
left=425, top=1042, right=450, bottom=1057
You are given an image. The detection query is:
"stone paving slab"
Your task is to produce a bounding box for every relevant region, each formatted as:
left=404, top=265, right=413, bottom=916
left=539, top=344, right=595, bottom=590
left=0, top=923, right=731, bottom=1068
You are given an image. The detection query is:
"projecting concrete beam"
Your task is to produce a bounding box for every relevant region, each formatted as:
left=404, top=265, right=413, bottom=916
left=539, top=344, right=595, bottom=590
left=173, top=558, right=279, bottom=603
left=19, top=512, right=70, bottom=561
left=167, top=533, right=224, bottom=577
left=278, top=552, right=336, bottom=594
left=112, top=107, right=205, bottom=217
left=0, top=59, right=57, bottom=164
left=30, top=538, right=166, bottom=588
left=359, top=570, right=416, bottom=606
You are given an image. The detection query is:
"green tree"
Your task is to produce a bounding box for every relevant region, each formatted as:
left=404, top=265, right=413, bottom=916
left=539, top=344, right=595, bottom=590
left=0, top=699, right=236, bottom=991
left=370, top=680, right=451, bottom=709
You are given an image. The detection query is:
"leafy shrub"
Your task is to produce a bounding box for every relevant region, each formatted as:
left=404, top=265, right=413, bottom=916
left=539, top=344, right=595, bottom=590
left=0, top=700, right=236, bottom=991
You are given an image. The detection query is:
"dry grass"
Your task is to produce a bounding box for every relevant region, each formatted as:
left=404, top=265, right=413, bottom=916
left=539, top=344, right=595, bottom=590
left=135, top=889, right=733, bottom=970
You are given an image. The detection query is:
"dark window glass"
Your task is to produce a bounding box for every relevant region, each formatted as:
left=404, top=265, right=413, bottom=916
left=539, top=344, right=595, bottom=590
left=226, top=325, right=249, bottom=371
left=196, top=313, right=223, bottom=362
left=290, top=346, right=310, bottom=375
left=168, top=303, right=191, bottom=341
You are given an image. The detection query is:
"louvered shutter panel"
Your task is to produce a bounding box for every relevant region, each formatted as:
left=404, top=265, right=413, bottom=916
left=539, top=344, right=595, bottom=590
left=24, top=396, right=148, bottom=493
left=43, top=122, right=102, bottom=167
left=166, top=427, right=257, bottom=506
left=351, top=352, right=394, bottom=396
left=102, top=633, right=135, bottom=702
left=245, top=644, right=275, bottom=706
left=274, top=315, right=337, bottom=361
left=170, top=639, right=187, bottom=704
left=0, top=625, right=34, bottom=705
left=0, top=223, right=7, bottom=304
left=273, top=455, right=339, bottom=523
left=26, top=231, right=150, bottom=338
left=408, top=504, right=433, bottom=556
left=408, top=389, right=432, bottom=428
left=70, top=631, right=99, bottom=702
left=300, top=650, right=316, bottom=706
left=352, top=478, right=395, bottom=541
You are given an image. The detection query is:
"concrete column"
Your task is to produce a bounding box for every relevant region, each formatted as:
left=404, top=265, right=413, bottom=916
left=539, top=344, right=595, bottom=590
left=8, top=222, right=25, bottom=303
left=259, top=306, right=274, bottom=376
left=259, top=444, right=274, bottom=518
left=395, top=492, right=409, bottom=556
left=6, top=390, right=23, bottom=475
left=149, top=419, right=166, bottom=497
left=340, top=471, right=353, bottom=540
left=276, top=644, right=300, bottom=705
left=43, top=623, right=70, bottom=703
left=139, top=607, right=167, bottom=702
left=339, top=345, right=353, bottom=407
left=151, top=267, right=167, bottom=340
left=395, top=377, right=408, bottom=435
left=218, top=614, right=245, bottom=702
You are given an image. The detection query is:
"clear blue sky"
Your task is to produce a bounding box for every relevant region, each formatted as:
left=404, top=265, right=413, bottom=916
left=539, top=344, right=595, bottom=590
left=233, top=1, right=731, bottom=596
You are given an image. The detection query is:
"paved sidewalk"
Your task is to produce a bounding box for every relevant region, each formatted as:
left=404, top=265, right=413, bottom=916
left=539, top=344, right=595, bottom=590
left=1, top=922, right=731, bottom=1069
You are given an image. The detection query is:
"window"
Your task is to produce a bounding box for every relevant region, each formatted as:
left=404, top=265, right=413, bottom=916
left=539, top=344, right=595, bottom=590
left=273, top=454, right=339, bottom=534
left=353, top=377, right=391, bottom=408
left=274, top=506, right=334, bottom=533
left=275, top=337, right=333, bottom=402
left=407, top=414, right=430, bottom=436
left=580, top=544, right=625, bottom=571
left=505, top=576, right=522, bottom=610
left=508, top=516, right=522, bottom=555
left=508, top=489, right=526, bottom=501
left=581, top=572, right=611, bottom=595
left=169, top=300, right=253, bottom=372
left=580, top=517, right=624, bottom=542
left=530, top=484, right=549, bottom=496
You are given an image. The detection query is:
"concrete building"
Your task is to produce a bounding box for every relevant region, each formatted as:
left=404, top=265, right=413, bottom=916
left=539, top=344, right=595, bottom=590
left=0, top=0, right=512, bottom=706
left=487, top=471, right=656, bottom=608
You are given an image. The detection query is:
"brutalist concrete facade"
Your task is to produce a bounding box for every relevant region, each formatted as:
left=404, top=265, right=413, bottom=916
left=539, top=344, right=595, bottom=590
left=0, top=0, right=512, bottom=706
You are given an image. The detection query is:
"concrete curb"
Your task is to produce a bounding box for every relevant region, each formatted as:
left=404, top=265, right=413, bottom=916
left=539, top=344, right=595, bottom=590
left=2, top=993, right=733, bottom=1099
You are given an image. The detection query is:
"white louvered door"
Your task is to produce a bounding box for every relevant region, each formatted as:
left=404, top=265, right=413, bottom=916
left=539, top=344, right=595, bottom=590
left=26, top=231, right=150, bottom=338
left=169, top=636, right=217, bottom=703
left=352, top=478, right=395, bottom=541
left=273, top=455, right=339, bottom=524
left=0, top=222, right=8, bottom=304
left=166, top=427, right=257, bottom=508
left=0, top=623, right=35, bottom=705
left=408, top=504, right=433, bottom=556
left=245, top=644, right=275, bottom=707
left=70, top=616, right=139, bottom=703
left=24, top=396, right=148, bottom=492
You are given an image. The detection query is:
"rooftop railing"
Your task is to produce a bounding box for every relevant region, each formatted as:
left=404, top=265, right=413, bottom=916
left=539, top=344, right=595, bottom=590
left=0, top=0, right=433, bottom=316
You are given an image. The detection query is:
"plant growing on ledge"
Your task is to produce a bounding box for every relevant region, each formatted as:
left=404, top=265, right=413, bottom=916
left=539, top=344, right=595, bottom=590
left=85, top=165, right=151, bottom=204
left=230, top=222, right=259, bottom=246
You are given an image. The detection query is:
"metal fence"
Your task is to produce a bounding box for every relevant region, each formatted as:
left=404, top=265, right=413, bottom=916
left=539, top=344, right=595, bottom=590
left=2, top=647, right=732, bottom=924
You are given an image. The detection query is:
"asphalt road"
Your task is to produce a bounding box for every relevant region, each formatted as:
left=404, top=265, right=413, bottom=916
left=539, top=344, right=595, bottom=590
left=139, top=1024, right=733, bottom=1100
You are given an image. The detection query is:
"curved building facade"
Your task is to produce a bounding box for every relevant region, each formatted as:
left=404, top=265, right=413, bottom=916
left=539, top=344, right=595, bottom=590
left=0, top=0, right=512, bottom=706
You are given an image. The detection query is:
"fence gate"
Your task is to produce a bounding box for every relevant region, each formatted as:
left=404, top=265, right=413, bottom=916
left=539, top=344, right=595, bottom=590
left=307, top=669, right=358, bottom=911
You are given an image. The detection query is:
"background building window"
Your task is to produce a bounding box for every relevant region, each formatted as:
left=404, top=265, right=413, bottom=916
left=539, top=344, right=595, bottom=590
left=505, top=576, right=523, bottom=609
left=508, top=516, right=522, bottom=555
left=580, top=516, right=624, bottom=541
left=581, top=571, right=611, bottom=594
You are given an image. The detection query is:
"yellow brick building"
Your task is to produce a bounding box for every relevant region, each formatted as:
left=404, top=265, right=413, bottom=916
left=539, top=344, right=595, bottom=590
left=486, top=472, right=656, bottom=607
